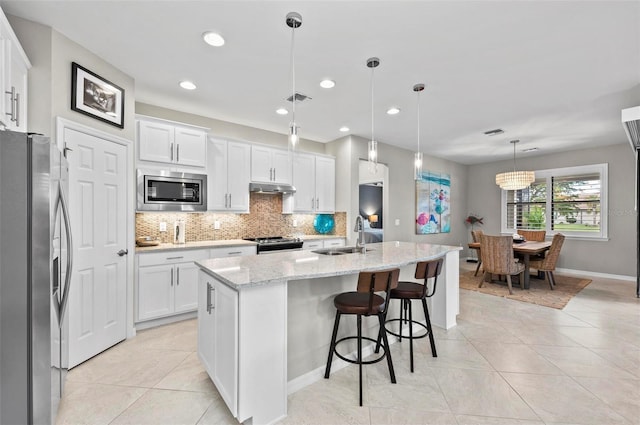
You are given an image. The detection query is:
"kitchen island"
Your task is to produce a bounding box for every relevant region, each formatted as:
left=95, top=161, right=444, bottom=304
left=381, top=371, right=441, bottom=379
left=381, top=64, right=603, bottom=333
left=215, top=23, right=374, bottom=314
left=195, top=241, right=461, bottom=425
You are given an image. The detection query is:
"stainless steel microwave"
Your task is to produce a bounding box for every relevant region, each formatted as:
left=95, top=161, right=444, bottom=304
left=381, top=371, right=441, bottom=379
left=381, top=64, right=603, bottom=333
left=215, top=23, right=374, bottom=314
left=137, top=169, right=207, bottom=211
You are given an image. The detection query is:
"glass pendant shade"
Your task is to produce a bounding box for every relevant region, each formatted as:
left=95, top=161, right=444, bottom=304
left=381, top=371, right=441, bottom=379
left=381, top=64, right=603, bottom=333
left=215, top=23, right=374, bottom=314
left=368, top=140, right=377, bottom=163
left=496, top=140, right=535, bottom=190
left=495, top=170, right=535, bottom=190
left=414, top=152, right=423, bottom=180
left=289, top=123, right=298, bottom=146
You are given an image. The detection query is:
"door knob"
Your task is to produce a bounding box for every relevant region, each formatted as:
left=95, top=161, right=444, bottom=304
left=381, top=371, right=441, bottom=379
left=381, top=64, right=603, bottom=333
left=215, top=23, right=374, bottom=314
left=117, top=249, right=128, bottom=257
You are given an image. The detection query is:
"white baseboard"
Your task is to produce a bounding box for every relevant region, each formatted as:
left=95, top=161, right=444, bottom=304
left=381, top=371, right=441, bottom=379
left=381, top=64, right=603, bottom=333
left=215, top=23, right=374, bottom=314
left=554, top=267, right=636, bottom=282
left=134, top=311, right=197, bottom=332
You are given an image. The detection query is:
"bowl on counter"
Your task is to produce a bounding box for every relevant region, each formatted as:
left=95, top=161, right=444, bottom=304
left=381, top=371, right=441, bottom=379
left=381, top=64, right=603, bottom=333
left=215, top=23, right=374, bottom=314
left=136, top=236, right=160, bottom=247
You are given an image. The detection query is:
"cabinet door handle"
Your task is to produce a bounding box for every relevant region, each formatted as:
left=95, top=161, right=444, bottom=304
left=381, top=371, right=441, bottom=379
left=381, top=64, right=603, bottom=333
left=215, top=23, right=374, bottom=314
left=176, top=144, right=180, bottom=162
left=5, top=86, right=15, bottom=123
left=273, top=168, right=276, bottom=181
left=316, top=198, right=319, bottom=209
left=14, top=92, right=19, bottom=127
left=206, top=283, right=216, bottom=313
left=176, top=267, right=180, bottom=285
left=228, top=193, right=231, bottom=207
left=170, top=143, right=174, bottom=161
left=170, top=268, right=174, bottom=286
left=269, top=168, right=273, bottom=181
left=166, top=256, right=184, bottom=260
left=224, top=193, right=228, bottom=208
left=311, top=197, right=315, bottom=209
left=227, top=251, right=241, bottom=255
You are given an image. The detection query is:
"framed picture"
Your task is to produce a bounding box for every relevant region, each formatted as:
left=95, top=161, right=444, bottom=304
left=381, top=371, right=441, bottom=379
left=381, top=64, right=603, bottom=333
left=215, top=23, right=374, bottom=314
left=416, top=170, right=451, bottom=234
left=71, top=62, right=124, bottom=128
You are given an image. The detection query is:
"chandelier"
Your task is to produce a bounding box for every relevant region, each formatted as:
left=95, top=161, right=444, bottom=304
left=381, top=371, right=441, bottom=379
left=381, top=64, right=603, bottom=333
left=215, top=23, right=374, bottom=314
left=495, top=140, right=535, bottom=190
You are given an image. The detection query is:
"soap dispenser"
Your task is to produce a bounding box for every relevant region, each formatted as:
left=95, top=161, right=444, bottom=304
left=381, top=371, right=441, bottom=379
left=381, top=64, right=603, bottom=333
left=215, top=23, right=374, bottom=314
left=174, top=219, right=186, bottom=244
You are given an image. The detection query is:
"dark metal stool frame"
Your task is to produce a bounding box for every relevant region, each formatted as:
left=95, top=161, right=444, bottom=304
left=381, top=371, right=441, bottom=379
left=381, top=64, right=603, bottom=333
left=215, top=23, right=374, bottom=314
left=324, top=268, right=400, bottom=406
left=377, top=258, right=443, bottom=372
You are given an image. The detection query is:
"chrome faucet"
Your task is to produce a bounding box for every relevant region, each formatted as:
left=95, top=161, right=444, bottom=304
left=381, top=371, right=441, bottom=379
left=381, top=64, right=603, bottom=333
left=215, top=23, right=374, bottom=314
left=354, top=215, right=366, bottom=253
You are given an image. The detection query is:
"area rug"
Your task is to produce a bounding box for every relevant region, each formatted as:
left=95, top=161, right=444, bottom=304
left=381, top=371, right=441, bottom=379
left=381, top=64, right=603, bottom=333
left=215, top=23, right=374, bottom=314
left=459, top=270, right=592, bottom=309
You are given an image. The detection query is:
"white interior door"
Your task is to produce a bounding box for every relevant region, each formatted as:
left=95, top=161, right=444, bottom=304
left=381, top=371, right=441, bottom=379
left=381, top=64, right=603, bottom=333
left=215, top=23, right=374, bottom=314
left=65, top=128, right=127, bottom=367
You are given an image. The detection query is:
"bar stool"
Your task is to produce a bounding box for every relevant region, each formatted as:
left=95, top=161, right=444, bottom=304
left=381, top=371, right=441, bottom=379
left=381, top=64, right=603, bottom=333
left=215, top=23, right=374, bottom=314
left=380, top=258, right=443, bottom=372
left=324, top=268, right=400, bottom=406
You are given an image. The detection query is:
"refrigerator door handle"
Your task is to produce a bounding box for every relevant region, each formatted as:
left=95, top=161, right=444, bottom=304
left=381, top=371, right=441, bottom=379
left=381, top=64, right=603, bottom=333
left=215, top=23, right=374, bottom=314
left=57, top=181, right=74, bottom=324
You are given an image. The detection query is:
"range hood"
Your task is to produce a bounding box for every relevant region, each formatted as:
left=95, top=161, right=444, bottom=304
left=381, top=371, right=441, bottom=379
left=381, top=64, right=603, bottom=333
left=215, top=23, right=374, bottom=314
left=622, top=106, right=640, bottom=151
left=249, top=182, right=296, bottom=194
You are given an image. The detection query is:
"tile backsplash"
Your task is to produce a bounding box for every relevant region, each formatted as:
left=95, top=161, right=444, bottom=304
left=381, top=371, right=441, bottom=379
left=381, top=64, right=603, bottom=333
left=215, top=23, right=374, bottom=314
left=136, top=193, right=346, bottom=243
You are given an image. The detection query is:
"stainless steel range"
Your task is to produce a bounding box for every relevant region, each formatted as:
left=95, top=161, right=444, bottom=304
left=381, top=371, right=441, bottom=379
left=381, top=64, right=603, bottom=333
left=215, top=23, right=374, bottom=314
left=243, top=236, right=303, bottom=254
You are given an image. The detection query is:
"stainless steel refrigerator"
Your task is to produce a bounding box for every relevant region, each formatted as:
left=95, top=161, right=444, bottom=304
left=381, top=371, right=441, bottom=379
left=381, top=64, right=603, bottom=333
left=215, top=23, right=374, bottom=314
left=0, top=130, right=73, bottom=424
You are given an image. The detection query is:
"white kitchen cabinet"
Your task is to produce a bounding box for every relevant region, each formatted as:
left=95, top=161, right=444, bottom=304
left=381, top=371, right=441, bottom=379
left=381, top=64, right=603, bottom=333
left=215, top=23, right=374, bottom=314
left=198, top=271, right=238, bottom=416
left=137, top=116, right=208, bottom=167
left=251, top=145, right=291, bottom=184
left=209, top=245, right=256, bottom=258
left=302, top=238, right=345, bottom=250
left=136, top=249, right=209, bottom=322
left=208, top=138, right=250, bottom=212
left=292, top=153, right=335, bottom=213
left=0, top=9, right=30, bottom=132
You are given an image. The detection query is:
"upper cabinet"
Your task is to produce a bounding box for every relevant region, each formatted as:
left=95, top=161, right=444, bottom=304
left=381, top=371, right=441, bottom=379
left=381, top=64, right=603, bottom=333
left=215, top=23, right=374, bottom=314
left=137, top=115, right=208, bottom=168
left=251, top=145, right=291, bottom=184
left=208, top=138, right=251, bottom=212
left=0, top=8, right=30, bottom=132
left=292, top=153, right=335, bottom=213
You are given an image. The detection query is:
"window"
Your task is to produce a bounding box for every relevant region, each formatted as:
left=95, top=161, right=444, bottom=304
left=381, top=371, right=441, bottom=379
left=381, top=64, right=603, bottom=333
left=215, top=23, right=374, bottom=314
left=501, top=164, right=608, bottom=239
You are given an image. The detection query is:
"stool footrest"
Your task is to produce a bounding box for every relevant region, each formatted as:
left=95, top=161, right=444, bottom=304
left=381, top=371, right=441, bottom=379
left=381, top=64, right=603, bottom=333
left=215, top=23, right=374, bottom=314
left=384, top=318, right=430, bottom=340
left=333, top=336, right=389, bottom=366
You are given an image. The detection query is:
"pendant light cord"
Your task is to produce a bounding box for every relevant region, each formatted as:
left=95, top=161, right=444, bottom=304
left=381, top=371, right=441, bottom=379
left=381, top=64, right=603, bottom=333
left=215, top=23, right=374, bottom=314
left=290, top=26, right=296, bottom=126
left=370, top=66, right=374, bottom=143
left=417, top=90, right=421, bottom=152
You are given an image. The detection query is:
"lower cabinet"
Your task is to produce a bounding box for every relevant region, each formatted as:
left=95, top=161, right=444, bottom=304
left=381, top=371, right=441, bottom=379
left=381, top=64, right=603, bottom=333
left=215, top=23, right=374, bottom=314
left=198, top=270, right=238, bottom=416
left=302, top=238, right=345, bottom=250
left=137, top=249, right=209, bottom=322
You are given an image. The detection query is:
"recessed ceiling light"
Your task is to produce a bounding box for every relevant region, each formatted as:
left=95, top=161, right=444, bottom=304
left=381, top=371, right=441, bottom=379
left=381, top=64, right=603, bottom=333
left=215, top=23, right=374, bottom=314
left=387, top=107, right=401, bottom=115
left=179, top=81, right=196, bottom=90
left=202, top=31, right=225, bottom=47
left=276, top=108, right=289, bottom=115
left=320, top=79, right=335, bottom=89
left=339, top=126, right=349, bottom=132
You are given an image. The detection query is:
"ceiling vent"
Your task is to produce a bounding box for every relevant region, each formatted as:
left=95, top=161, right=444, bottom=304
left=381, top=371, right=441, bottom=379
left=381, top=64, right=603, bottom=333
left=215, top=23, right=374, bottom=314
left=622, top=106, right=640, bottom=151
left=483, top=128, right=504, bottom=136
left=286, top=92, right=311, bottom=103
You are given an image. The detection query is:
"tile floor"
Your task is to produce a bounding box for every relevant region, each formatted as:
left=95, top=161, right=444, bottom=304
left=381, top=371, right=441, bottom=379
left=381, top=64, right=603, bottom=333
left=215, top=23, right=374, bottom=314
left=56, top=263, right=640, bottom=425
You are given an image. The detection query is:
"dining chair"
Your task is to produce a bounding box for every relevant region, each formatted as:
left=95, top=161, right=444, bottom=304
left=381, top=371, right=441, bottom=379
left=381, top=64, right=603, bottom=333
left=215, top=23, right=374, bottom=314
left=517, top=229, right=546, bottom=242
left=471, top=229, right=484, bottom=276
left=529, top=233, right=565, bottom=289
left=479, top=234, right=525, bottom=295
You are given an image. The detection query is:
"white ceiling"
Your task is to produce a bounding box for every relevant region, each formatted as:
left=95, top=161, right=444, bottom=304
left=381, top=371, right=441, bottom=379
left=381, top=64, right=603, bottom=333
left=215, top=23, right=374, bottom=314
left=2, top=1, right=639, bottom=164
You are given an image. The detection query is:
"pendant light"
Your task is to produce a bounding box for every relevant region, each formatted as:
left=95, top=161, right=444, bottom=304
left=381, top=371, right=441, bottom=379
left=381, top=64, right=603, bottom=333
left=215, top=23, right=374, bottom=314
left=495, top=140, right=535, bottom=190
left=413, top=83, right=425, bottom=180
left=286, top=12, right=302, bottom=148
left=366, top=57, right=380, bottom=170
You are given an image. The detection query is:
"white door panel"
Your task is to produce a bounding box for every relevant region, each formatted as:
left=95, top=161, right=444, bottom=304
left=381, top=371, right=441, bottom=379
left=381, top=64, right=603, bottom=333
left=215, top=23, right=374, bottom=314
left=66, top=128, right=127, bottom=367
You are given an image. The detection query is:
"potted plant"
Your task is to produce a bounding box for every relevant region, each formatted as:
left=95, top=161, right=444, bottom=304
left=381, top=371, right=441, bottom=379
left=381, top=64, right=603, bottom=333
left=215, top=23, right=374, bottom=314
left=465, top=215, right=484, bottom=263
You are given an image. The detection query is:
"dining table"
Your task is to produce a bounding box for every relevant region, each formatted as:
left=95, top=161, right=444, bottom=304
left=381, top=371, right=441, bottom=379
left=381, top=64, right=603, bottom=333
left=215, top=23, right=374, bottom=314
left=468, top=240, right=552, bottom=289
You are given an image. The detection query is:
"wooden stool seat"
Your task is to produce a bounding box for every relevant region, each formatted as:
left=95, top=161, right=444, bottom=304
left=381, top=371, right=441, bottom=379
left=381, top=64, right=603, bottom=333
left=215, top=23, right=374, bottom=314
left=334, top=292, right=385, bottom=315
left=390, top=281, right=425, bottom=299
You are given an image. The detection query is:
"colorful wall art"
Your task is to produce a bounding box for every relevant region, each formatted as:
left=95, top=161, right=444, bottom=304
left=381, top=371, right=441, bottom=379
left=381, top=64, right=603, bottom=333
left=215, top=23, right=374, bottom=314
left=416, top=171, right=451, bottom=234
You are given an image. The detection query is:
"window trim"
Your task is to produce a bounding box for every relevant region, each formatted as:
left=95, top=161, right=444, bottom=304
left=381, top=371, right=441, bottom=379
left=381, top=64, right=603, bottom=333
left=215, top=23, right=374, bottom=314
left=501, top=163, right=608, bottom=240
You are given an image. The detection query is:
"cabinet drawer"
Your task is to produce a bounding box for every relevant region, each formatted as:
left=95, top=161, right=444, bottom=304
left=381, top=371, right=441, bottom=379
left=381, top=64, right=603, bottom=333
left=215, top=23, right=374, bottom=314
left=302, top=241, right=323, bottom=250
left=323, top=239, right=345, bottom=248
left=138, top=249, right=209, bottom=267
left=210, top=245, right=256, bottom=258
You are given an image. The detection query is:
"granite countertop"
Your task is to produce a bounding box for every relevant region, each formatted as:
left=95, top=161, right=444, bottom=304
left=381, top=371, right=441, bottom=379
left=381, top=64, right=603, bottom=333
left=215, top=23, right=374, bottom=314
left=135, top=239, right=257, bottom=253
left=135, top=235, right=347, bottom=253
left=196, top=241, right=462, bottom=290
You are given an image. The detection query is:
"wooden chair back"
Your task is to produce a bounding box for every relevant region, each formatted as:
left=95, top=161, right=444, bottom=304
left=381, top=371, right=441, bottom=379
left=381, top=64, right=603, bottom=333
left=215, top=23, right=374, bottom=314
left=414, top=258, right=443, bottom=298
left=479, top=234, right=520, bottom=275
left=517, top=229, right=546, bottom=242
left=356, top=268, right=400, bottom=314
left=538, top=233, right=565, bottom=271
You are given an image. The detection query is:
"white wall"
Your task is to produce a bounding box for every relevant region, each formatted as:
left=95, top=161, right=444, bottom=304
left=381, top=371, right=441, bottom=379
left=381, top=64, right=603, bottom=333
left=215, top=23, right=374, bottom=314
left=467, top=143, right=637, bottom=277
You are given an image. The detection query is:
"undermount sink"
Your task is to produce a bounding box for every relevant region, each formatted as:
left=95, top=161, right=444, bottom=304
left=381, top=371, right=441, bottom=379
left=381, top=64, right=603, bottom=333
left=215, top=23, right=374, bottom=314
left=312, top=246, right=373, bottom=256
